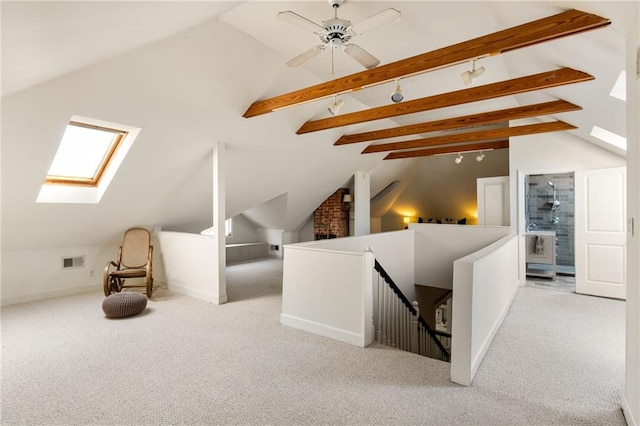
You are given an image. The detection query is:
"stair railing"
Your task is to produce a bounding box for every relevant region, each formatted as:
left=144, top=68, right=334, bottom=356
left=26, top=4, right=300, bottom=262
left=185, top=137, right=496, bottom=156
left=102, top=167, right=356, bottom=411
left=374, top=260, right=450, bottom=362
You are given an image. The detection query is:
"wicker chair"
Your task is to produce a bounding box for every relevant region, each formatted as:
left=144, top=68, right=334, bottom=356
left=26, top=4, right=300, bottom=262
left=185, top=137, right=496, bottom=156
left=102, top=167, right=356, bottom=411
left=104, top=228, right=154, bottom=298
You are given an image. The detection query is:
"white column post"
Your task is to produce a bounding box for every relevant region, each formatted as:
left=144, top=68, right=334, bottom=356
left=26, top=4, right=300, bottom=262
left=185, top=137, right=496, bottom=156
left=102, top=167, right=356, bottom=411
left=213, top=142, right=228, bottom=305
left=353, top=171, right=370, bottom=236
left=624, top=13, right=640, bottom=424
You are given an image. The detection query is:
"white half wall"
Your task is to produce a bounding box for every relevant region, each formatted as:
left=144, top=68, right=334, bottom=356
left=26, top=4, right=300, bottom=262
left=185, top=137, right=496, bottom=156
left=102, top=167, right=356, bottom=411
left=289, top=230, right=414, bottom=300
left=281, top=247, right=374, bottom=347
left=156, top=231, right=225, bottom=304
left=450, top=234, right=520, bottom=386
left=412, top=223, right=510, bottom=290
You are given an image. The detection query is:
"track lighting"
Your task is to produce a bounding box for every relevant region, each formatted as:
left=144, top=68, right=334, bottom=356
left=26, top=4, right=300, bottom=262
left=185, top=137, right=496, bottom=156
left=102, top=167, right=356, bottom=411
left=328, top=96, right=344, bottom=116
left=476, top=152, right=485, bottom=162
left=390, top=80, right=404, bottom=103
left=454, top=153, right=463, bottom=164
left=461, top=59, right=485, bottom=85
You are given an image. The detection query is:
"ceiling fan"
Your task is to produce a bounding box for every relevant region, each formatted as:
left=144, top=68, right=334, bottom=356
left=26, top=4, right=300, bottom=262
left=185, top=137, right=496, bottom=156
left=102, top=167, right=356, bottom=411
left=278, top=0, right=401, bottom=73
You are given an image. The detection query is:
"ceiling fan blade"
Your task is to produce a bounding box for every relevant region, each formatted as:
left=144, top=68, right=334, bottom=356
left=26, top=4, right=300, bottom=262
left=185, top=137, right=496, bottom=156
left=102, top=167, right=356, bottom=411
left=343, top=44, right=380, bottom=69
left=286, top=45, right=326, bottom=67
left=349, top=8, right=401, bottom=35
left=278, top=11, right=324, bottom=34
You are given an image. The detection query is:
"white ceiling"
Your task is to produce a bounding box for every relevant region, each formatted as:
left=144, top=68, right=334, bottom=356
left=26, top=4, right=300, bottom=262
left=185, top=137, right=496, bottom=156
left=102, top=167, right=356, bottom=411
left=1, top=1, right=636, bottom=249
left=2, top=1, right=632, bottom=153
left=217, top=1, right=632, bottom=155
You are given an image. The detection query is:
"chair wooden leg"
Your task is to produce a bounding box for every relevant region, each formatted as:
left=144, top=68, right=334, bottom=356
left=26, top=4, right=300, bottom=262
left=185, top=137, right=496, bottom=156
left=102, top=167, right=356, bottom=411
left=103, top=276, right=110, bottom=297
left=146, top=276, right=153, bottom=299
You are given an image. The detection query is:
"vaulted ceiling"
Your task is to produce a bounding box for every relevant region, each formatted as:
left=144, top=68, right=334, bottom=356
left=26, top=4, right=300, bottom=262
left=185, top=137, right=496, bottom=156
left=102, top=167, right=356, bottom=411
left=1, top=1, right=635, bottom=249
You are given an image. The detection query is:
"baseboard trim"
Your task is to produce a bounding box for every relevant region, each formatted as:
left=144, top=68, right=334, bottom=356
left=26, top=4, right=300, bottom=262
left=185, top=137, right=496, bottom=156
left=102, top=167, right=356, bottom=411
left=621, top=392, right=637, bottom=426
left=1, top=284, right=100, bottom=307
left=280, top=313, right=365, bottom=347
left=167, top=283, right=227, bottom=305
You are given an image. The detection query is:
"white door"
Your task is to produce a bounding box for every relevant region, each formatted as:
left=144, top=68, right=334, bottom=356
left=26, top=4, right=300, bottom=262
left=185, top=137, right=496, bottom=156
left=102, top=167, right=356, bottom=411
left=575, top=167, right=626, bottom=299
left=477, top=176, right=510, bottom=226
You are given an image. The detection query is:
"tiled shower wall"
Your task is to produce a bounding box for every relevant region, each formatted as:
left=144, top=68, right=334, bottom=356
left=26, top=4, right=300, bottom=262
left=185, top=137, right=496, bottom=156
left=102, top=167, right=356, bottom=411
left=526, top=173, right=575, bottom=267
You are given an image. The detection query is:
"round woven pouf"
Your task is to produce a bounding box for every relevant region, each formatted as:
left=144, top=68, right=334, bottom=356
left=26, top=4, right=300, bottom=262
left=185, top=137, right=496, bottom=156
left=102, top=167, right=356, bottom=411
left=102, top=292, right=147, bottom=318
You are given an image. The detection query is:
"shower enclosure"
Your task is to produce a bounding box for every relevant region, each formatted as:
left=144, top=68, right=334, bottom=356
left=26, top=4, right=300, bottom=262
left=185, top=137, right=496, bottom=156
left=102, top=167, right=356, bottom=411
left=524, top=172, right=575, bottom=275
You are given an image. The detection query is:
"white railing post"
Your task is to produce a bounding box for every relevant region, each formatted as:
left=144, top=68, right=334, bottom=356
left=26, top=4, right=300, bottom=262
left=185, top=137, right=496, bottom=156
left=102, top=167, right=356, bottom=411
left=363, top=250, right=375, bottom=346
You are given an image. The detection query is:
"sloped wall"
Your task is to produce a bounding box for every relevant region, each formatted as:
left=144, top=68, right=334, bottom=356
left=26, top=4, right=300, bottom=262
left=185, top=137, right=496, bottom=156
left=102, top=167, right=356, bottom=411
left=381, top=149, right=510, bottom=231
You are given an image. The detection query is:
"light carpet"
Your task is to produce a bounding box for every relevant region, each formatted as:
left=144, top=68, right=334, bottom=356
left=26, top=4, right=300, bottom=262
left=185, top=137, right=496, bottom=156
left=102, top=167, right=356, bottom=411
left=1, top=257, right=626, bottom=425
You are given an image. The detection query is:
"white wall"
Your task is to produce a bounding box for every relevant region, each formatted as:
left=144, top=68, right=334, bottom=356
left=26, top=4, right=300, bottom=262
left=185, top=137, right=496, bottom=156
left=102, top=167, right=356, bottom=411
left=291, top=230, right=414, bottom=300
left=156, top=231, right=225, bottom=303
left=412, top=223, right=510, bottom=290
left=282, top=231, right=300, bottom=247
left=257, top=227, right=284, bottom=258
left=225, top=214, right=259, bottom=245
left=450, top=235, right=519, bottom=386
left=1, top=245, right=114, bottom=306
left=624, top=9, right=640, bottom=425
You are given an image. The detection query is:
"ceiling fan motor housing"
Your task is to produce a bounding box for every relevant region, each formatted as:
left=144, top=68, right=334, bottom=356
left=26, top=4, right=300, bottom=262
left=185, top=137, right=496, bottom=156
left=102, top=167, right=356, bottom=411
left=319, top=18, right=353, bottom=44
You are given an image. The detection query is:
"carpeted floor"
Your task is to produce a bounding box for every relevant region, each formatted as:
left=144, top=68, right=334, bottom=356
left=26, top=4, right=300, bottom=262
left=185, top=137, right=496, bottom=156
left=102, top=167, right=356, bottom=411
left=1, top=257, right=626, bottom=425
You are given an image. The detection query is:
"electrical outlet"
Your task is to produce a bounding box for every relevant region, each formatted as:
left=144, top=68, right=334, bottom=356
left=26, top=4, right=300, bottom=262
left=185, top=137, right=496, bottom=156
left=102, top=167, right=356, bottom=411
left=89, top=270, right=95, bottom=278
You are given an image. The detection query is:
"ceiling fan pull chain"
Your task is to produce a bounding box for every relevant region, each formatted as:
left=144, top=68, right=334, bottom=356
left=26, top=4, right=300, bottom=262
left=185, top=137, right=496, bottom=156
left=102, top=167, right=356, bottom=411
left=331, top=40, right=335, bottom=75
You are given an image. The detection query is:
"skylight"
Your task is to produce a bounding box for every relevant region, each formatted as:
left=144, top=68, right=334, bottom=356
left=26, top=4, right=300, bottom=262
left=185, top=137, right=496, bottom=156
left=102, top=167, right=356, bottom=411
left=591, top=125, right=627, bottom=151
left=609, top=70, right=626, bottom=101
left=45, top=122, right=126, bottom=186
left=36, top=116, right=140, bottom=204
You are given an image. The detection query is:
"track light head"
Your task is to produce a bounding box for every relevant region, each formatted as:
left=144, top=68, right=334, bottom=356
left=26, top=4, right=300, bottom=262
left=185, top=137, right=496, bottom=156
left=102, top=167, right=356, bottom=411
left=390, top=81, right=404, bottom=103
left=328, top=97, right=344, bottom=116
left=461, top=59, right=485, bottom=85
left=454, top=153, right=463, bottom=164
left=476, top=152, right=485, bottom=162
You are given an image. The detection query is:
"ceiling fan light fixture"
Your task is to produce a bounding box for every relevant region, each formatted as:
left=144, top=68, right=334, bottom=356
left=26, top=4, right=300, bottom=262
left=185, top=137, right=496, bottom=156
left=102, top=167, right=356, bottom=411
left=328, top=97, right=344, bottom=116
left=454, top=153, right=463, bottom=164
left=390, top=80, right=404, bottom=103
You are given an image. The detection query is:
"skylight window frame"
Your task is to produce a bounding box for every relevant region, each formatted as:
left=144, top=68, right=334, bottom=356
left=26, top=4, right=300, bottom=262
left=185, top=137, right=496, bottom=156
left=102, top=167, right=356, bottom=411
left=44, top=121, right=128, bottom=187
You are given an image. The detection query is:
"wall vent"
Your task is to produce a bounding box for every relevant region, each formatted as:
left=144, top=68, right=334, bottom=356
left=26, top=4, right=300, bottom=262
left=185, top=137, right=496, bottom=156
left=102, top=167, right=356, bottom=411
left=62, top=255, right=85, bottom=269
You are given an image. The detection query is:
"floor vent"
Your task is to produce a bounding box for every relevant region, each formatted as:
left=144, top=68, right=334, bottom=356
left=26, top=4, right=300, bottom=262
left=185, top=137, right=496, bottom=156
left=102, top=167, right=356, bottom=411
left=62, top=256, right=85, bottom=269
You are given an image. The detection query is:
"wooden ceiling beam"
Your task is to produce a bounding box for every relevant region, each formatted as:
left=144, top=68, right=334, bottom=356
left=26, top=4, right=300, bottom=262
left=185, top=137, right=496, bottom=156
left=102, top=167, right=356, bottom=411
left=243, top=9, right=609, bottom=118
left=363, top=121, right=575, bottom=154
left=297, top=68, right=591, bottom=134
left=384, top=140, right=510, bottom=160
left=334, top=100, right=581, bottom=145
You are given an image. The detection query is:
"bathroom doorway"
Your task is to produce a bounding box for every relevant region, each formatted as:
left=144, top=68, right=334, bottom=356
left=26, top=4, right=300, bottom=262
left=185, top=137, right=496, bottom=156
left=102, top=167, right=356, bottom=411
left=524, top=172, right=575, bottom=282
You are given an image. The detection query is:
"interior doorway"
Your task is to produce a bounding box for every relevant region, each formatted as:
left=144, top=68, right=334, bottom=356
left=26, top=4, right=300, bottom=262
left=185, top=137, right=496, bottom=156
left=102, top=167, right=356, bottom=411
left=524, top=172, right=576, bottom=293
